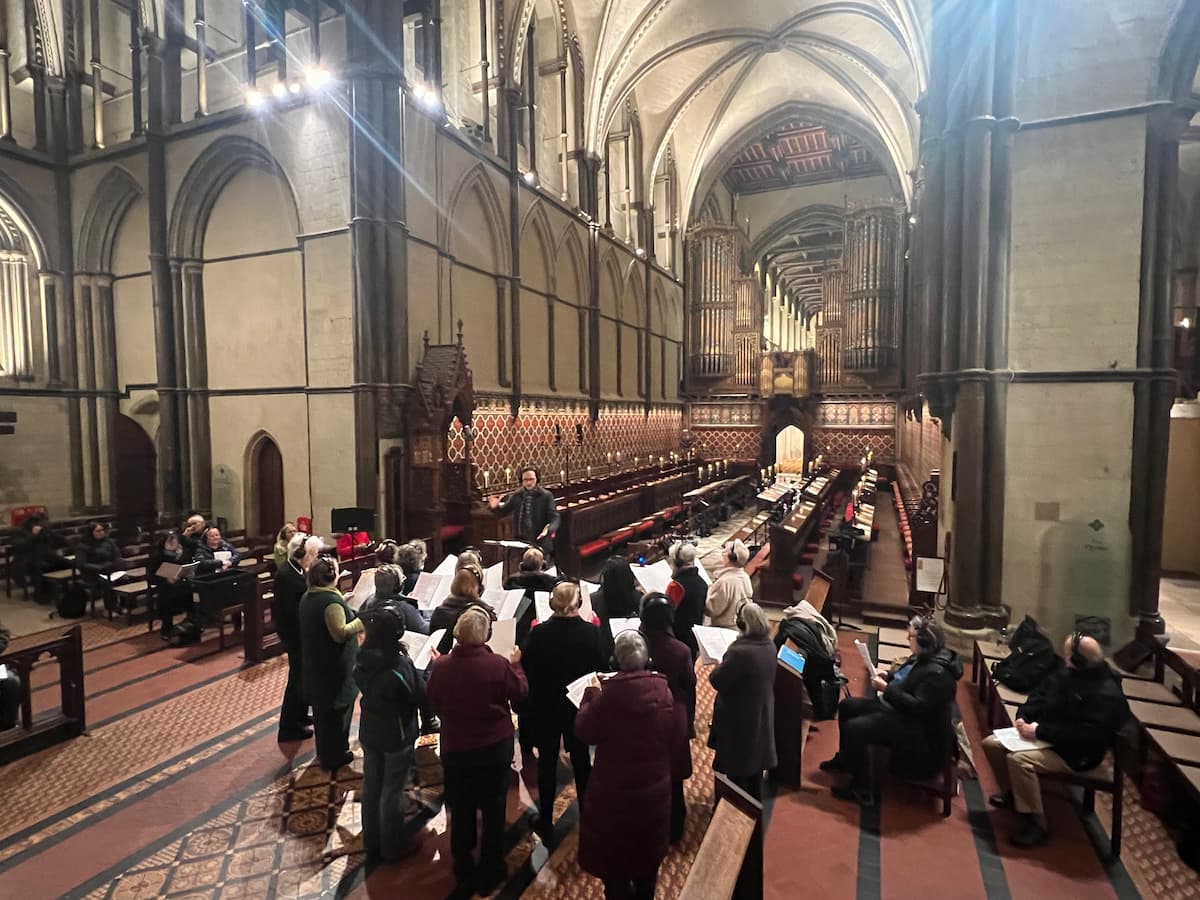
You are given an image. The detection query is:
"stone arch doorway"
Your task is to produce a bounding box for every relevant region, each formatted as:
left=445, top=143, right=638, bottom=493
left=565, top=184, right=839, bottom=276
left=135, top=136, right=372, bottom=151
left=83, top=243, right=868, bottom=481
left=247, top=434, right=284, bottom=541
left=775, top=425, right=805, bottom=465
left=114, top=415, right=156, bottom=531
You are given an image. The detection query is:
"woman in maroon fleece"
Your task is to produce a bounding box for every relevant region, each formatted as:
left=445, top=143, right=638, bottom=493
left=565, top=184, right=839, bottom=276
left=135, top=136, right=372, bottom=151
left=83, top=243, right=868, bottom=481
left=427, top=607, right=527, bottom=895
left=574, top=630, right=676, bottom=900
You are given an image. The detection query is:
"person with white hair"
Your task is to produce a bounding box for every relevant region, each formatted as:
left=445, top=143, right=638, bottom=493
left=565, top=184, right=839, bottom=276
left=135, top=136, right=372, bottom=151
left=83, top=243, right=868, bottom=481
left=665, top=541, right=707, bottom=660
left=704, top=538, right=753, bottom=630
left=273, top=532, right=317, bottom=742
left=708, top=601, right=777, bottom=799
left=575, top=631, right=677, bottom=900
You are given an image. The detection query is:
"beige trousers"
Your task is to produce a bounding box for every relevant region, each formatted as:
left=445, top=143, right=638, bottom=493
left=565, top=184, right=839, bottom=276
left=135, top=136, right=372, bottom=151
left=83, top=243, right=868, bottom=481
left=981, top=733, right=1074, bottom=817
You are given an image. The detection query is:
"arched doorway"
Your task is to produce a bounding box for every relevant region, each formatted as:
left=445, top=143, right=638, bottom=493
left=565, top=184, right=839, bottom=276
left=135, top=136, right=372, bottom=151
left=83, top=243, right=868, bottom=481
left=775, top=424, right=805, bottom=465
left=248, top=435, right=284, bottom=540
left=114, top=415, right=157, bottom=530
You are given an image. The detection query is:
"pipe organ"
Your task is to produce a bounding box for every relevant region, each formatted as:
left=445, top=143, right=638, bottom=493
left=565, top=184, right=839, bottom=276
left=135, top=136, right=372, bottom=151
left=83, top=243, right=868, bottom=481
left=843, top=203, right=904, bottom=373
left=685, top=222, right=744, bottom=383
left=815, top=267, right=845, bottom=389
left=733, top=276, right=763, bottom=390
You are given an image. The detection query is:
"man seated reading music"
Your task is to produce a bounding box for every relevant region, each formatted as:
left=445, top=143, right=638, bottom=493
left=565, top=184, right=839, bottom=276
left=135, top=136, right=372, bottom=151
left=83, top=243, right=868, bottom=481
left=981, top=632, right=1130, bottom=848
left=488, top=466, right=560, bottom=558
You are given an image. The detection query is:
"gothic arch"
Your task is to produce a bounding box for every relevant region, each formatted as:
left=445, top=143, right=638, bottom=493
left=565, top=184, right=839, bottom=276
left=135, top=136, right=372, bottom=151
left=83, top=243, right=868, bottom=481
left=650, top=282, right=668, bottom=335
left=554, top=225, right=588, bottom=304
left=1155, top=1, right=1200, bottom=102
left=519, top=201, right=556, bottom=294
left=243, top=429, right=285, bottom=539
left=0, top=175, right=48, bottom=269
left=622, top=261, right=644, bottom=325
left=599, top=251, right=624, bottom=318
left=443, top=164, right=512, bottom=274
left=77, top=168, right=144, bottom=274
left=169, top=136, right=299, bottom=260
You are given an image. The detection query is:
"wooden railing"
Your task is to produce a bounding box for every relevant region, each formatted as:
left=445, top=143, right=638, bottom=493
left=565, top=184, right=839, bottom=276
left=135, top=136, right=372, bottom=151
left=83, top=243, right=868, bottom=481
left=0, top=625, right=86, bottom=764
left=679, top=773, right=763, bottom=900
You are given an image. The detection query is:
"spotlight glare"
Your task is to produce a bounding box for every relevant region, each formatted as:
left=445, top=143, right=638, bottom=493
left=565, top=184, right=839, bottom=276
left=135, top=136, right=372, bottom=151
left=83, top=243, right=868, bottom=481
left=271, top=81, right=288, bottom=99
left=523, top=170, right=538, bottom=186
left=289, top=81, right=302, bottom=95
left=305, top=65, right=333, bottom=90
left=245, top=87, right=266, bottom=109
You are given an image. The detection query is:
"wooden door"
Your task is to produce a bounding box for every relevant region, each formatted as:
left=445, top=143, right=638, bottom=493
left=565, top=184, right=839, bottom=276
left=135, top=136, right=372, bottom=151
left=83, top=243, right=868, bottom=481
left=114, top=415, right=156, bottom=530
left=253, top=437, right=284, bottom=541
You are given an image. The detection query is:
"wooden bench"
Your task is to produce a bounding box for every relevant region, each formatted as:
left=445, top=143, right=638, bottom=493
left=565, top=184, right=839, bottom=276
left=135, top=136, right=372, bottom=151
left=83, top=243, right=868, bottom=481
left=111, top=580, right=151, bottom=625
left=243, top=574, right=284, bottom=664
left=678, top=774, right=762, bottom=900
left=0, top=625, right=86, bottom=765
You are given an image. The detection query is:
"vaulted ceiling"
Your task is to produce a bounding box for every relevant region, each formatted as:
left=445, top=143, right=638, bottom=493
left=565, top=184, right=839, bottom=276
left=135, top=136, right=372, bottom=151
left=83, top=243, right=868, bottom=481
left=508, top=0, right=926, bottom=230
left=720, top=119, right=882, bottom=195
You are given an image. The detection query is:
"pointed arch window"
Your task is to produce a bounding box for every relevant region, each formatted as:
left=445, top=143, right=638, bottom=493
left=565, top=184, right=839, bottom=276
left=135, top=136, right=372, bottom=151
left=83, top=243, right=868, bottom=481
left=0, top=207, right=35, bottom=379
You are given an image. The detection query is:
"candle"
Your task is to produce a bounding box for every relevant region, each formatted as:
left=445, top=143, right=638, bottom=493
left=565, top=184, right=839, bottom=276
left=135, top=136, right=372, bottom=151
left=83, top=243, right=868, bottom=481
left=560, top=469, right=566, bottom=483
left=586, top=465, right=592, bottom=478
left=616, top=451, right=622, bottom=463
left=505, top=467, right=512, bottom=483
left=607, top=452, right=613, bottom=464
left=484, top=470, right=490, bottom=488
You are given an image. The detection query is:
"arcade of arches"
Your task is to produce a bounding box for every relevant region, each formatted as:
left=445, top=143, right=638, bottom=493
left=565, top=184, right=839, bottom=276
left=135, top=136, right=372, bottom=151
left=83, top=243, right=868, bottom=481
left=3, top=1, right=1200, bottom=897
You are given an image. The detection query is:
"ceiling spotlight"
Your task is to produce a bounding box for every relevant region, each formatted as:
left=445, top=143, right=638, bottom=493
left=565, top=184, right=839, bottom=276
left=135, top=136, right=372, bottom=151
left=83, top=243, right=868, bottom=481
left=636, top=247, right=646, bottom=258
left=271, top=81, right=288, bottom=99
left=523, top=170, right=539, bottom=186
left=245, top=87, right=266, bottom=109
left=289, top=81, right=302, bottom=95
left=413, top=83, right=428, bottom=102
left=908, top=214, right=918, bottom=225
left=304, top=64, right=332, bottom=90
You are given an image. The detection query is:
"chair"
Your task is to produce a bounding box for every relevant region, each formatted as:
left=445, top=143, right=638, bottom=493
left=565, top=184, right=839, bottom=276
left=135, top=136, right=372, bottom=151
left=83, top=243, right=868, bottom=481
left=1038, top=748, right=1124, bottom=858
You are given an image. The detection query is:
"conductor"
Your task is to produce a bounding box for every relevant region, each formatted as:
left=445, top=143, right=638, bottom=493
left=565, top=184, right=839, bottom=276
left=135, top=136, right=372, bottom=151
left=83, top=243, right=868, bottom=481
left=488, top=466, right=560, bottom=558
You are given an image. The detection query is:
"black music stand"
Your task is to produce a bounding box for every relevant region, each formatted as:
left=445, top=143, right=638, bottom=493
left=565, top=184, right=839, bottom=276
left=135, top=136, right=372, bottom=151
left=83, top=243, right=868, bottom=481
left=331, top=507, right=376, bottom=581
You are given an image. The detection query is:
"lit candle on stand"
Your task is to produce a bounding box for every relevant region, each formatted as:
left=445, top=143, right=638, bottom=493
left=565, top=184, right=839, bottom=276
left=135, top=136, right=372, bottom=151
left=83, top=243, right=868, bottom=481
left=484, top=470, right=490, bottom=488
left=505, top=467, right=513, bottom=484
left=560, top=469, right=566, bottom=484
left=587, top=465, right=592, bottom=478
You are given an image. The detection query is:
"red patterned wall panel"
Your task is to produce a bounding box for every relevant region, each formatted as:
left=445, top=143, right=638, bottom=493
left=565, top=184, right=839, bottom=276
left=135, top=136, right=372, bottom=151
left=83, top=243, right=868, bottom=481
left=448, top=396, right=686, bottom=488
left=810, top=428, right=895, bottom=465
left=691, top=427, right=761, bottom=460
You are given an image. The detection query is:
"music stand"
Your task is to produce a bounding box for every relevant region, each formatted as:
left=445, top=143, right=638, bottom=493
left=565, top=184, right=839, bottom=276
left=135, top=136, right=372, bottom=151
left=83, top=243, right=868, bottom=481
left=331, top=507, right=376, bottom=581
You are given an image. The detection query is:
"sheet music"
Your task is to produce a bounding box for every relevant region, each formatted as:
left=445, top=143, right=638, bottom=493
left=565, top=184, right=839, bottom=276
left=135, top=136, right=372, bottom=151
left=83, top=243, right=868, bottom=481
left=483, top=562, right=504, bottom=592
left=498, top=539, right=531, bottom=550
left=534, top=591, right=552, bottom=623
left=403, top=628, right=447, bottom=671
left=545, top=566, right=558, bottom=578
left=432, top=554, right=458, bottom=578
left=411, top=573, right=451, bottom=611
left=992, top=726, right=1052, bottom=753
left=693, top=625, right=738, bottom=665
left=107, top=571, right=127, bottom=582
left=486, top=618, right=518, bottom=658
left=608, top=617, right=640, bottom=639
left=214, top=550, right=232, bottom=563
left=696, top=563, right=712, bottom=585
left=854, top=639, right=875, bottom=673
left=579, top=581, right=596, bottom=621
left=0, top=664, right=7, bottom=680
left=634, top=560, right=674, bottom=596
left=481, top=588, right=527, bottom=621
left=566, top=671, right=601, bottom=709
left=346, top=569, right=377, bottom=612
left=915, top=557, right=946, bottom=594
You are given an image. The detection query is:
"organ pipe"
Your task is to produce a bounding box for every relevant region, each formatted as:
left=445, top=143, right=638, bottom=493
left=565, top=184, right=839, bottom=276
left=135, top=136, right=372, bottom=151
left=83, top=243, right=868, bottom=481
left=843, top=203, right=903, bottom=373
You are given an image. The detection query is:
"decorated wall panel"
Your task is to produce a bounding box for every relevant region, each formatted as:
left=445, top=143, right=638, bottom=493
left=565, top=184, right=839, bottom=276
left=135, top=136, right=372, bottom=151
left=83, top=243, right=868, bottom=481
left=689, top=402, right=761, bottom=428
left=811, top=428, right=895, bottom=464
left=448, top=396, right=685, bottom=488
left=691, top=427, right=762, bottom=460
left=816, top=400, right=896, bottom=429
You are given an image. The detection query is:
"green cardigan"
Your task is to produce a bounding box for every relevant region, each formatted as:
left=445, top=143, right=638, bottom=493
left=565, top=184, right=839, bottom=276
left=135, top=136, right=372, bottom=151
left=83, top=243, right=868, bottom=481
left=298, top=585, right=360, bottom=709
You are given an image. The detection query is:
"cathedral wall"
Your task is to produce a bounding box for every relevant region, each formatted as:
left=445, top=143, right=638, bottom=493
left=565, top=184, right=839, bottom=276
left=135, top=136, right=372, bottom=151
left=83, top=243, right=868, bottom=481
left=0, top=397, right=73, bottom=519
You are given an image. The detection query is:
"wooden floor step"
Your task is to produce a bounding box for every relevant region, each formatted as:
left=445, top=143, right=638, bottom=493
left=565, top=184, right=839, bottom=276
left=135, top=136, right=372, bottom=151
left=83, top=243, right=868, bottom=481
left=863, top=610, right=910, bottom=628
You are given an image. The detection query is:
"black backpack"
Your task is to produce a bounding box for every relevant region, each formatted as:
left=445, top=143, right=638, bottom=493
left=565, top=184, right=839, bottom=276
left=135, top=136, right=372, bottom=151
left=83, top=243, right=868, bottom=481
left=775, top=617, right=842, bottom=720
left=991, top=615, right=1059, bottom=692
left=55, top=583, right=89, bottom=619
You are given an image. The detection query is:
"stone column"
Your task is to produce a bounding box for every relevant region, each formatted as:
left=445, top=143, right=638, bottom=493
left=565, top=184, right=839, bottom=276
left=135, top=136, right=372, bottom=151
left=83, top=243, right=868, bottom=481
left=346, top=0, right=408, bottom=509
left=182, top=261, right=210, bottom=510
left=169, top=260, right=191, bottom=510
left=94, top=275, right=118, bottom=508
left=0, top=0, right=14, bottom=142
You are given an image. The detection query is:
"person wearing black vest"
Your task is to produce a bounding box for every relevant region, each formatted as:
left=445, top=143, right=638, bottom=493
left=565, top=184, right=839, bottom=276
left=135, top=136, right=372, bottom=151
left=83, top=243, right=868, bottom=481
left=274, top=534, right=315, bottom=742
left=488, top=466, right=560, bottom=558
left=665, top=542, right=706, bottom=661
left=298, top=554, right=363, bottom=770
left=519, top=582, right=605, bottom=843
left=353, top=601, right=427, bottom=864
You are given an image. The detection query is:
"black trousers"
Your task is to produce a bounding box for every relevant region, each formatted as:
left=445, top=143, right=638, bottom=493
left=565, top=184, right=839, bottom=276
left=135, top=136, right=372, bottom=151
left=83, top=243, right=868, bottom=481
left=278, top=646, right=310, bottom=737
left=361, top=744, right=418, bottom=859
left=536, top=723, right=591, bottom=824
left=603, top=870, right=658, bottom=900
left=443, top=761, right=510, bottom=883
left=727, top=772, right=764, bottom=801
left=837, top=696, right=899, bottom=786
left=156, top=583, right=196, bottom=633
left=0, top=672, right=21, bottom=731
left=313, top=703, right=353, bottom=769
left=670, top=779, right=686, bottom=842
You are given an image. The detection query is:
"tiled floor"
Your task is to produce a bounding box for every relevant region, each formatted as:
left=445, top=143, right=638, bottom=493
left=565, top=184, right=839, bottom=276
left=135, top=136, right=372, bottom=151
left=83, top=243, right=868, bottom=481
left=1161, top=576, right=1200, bottom=651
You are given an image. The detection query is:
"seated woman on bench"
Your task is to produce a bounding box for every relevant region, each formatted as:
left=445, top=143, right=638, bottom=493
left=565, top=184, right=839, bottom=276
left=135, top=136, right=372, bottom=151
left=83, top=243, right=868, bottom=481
left=76, top=521, right=122, bottom=610
left=192, top=526, right=242, bottom=575
left=822, top=615, right=962, bottom=806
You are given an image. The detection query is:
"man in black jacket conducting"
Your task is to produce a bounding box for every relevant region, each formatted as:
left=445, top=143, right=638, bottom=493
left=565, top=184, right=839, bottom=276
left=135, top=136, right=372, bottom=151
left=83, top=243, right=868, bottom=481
left=488, top=466, right=560, bottom=558
left=982, top=632, right=1130, bottom=848
left=821, top=614, right=962, bottom=806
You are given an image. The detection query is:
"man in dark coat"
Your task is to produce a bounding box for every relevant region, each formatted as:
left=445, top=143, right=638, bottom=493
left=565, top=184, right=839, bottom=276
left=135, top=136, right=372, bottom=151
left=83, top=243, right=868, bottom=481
left=982, top=632, right=1131, bottom=847
left=575, top=631, right=676, bottom=900
left=665, top=542, right=706, bottom=660
left=488, top=466, right=561, bottom=558
left=640, top=593, right=696, bottom=843
left=822, top=614, right=962, bottom=806
left=273, top=536, right=313, bottom=741
left=0, top=616, right=20, bottom=730
left=11, top=513, right=70, bottom=599
left=708, top=601, right=777, bottom=800
left=520, top=582, right=605, bottom=843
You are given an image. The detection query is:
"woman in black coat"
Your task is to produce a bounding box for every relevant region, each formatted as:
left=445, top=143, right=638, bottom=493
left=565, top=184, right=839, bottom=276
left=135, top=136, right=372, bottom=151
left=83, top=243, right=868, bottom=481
left=519, top=582, right=605, bottom=842
left=353, top=601, right=427, bottom=863
left=503, top=547, right=559, bottom=644
left=273, top=534, right=313, bottom=742
left=77, top=521, right=122, bottom=609
left=590, top=556, right=643, bottom=661
left=664, top=542, right=706, bottom=660
left=429, top=568, right=496, bottom=654
left=149, top=531, right=197, bottom=639
left=192, top=526, right=242, bottom=574
left=707, top=601, right=777, bottom=800
left=640, top=593, right=696, bottom=843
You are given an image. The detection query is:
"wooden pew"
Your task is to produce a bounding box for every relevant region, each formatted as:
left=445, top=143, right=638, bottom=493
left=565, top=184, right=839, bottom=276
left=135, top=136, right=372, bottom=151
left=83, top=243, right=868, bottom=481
left=679, top=773, right=763, bottom=900
left=0, top=625, right=86, bottom=765
left=244, top=571, right=284, bottom=663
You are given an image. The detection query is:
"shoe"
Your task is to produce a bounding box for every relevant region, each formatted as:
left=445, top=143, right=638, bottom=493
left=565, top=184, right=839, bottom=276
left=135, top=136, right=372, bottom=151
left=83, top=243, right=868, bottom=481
left=323, top=751, right=355, bottom=771
left=529, top=813, right=554, bottom=844
left=278, top=727, right=314, bottom=742
left=819, top=754, right=845, bottom=773
left=831, top=783, right=875, bottom=807
left=988, top=791, right=1013, bottom=809
left=422, top=715, right=441, bottom=735
left=1011, top=818, right=1050, bottom=848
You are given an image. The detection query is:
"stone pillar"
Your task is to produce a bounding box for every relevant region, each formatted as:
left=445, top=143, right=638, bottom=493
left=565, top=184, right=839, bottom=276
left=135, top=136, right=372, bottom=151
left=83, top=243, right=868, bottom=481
left=181, top=261, right=210, bottom=510
left=0, top=0, right=14, bottom=142
left=346, top=0, right=408, bottom=510
left=74, top=277, right=102, bottom=510
left=146, top=34, right=184, bottom=520
left=94, top=276, right=118, bottom=508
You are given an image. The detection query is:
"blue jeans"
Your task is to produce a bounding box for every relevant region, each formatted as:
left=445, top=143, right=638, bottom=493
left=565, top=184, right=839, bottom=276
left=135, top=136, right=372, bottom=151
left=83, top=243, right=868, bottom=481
left=361, top=744, right=418, bottom=859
